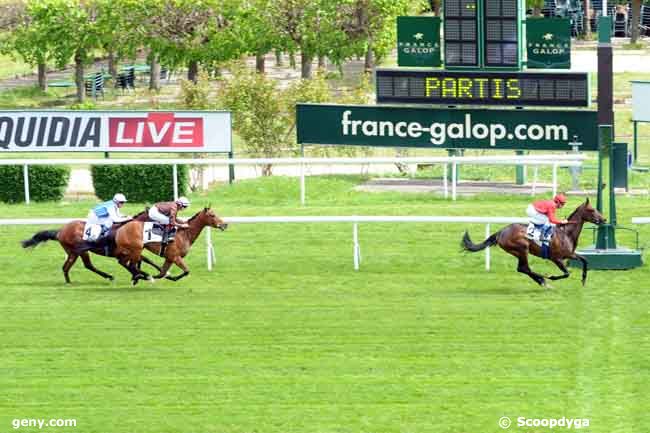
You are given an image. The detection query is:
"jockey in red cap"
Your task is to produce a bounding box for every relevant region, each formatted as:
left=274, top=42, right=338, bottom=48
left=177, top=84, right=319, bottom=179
left=526, top=194, right=568, bottom=243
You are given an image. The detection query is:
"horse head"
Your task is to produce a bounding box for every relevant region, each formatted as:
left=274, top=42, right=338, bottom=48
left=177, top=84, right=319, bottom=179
left=572, top=198, right=606, bottom=225
left=198, top=207, right=228, bottom=231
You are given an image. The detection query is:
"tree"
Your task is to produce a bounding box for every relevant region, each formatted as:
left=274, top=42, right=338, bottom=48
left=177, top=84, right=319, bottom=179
left=217, top=62, right=330, bottom=173
left=27, top=0, right=105, bottom=102
left=630, top=0, right=641, bottom=43
left=271, top=0, right=346, bottom=78
left=337, top=0, right=412, bottom=72
left=0, top=0, right=52, bottom=90
left=142, top=0, right=239, bottom=83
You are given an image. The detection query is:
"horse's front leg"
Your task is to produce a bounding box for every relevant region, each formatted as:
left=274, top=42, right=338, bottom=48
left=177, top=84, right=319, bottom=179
left=166, top=256, right=190, bottom=281
left=570, top=253, right=589, bottom=286
left=152, top=259, right=174, bottom=279
left=547, top=258, right=571, bottom=281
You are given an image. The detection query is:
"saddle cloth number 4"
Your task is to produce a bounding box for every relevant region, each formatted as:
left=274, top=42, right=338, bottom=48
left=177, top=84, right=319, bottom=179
left=83, top=223, right=103, bottom=241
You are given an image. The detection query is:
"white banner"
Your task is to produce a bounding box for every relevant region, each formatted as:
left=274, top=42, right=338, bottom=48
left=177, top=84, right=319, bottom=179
left=632, top=81, right=650, bottom=122
left=0, top=110, right=231, bottom=152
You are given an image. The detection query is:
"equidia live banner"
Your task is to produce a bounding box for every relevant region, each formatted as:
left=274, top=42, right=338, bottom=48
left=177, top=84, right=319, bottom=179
left=296, top=103, right=598, bottom=151
left=0, top=111, right=232, bottom=152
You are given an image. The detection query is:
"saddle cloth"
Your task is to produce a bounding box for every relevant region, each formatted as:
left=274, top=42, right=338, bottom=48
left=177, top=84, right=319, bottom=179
left=82, top=223, right=106, bottom=241
left=143, top=222, right=176, bottom=244
left=526, top=223, right=552, bottom=247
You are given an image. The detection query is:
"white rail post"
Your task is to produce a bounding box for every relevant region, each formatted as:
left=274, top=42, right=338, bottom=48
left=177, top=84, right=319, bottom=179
left=172, top=164, right=179, bottom=200
left=300, top=160, right=305, bottom=206
left=552, top=163, right=558, bottom=196
left=485, top=223, right=491, bottom=271
left=532, top=165, right=539, bottom=196
left=206, top=227, right=213, bottom=271
left=353, top=222, right=360, bottom=271
left=23, top=164, right=30, bottom=204
left=452, top=162, right=457, bottom=201
left=443, top=163, right=448, bottom=199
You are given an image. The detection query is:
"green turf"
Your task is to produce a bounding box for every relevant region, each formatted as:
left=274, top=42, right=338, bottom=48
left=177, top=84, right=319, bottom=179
left=1, top=175, right=650, bottom=433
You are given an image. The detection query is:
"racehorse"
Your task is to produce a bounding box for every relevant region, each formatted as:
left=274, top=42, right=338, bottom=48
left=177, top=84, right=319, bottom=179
left=114, top=207, right=228, bottom=283
left=461, top=198, right=606, bottom=287
left=21, top=210, right=161, bottom=283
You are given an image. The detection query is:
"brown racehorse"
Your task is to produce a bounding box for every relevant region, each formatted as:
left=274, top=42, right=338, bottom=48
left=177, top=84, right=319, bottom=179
left=21, top=210, right=161, bottom=283
left=461, top=199, right=606, bottom=287
left=114, top=207, right=228, bottom=283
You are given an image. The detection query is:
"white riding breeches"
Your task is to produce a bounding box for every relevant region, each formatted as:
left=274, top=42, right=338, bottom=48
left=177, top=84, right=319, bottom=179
left=149, top=206, right=170, bottom=225
left=526, top=204, right=550, bottom=226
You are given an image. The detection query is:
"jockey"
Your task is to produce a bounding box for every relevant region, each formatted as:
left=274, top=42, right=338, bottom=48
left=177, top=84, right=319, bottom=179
left=86, top=193, right=131, bottom=235
left=526, top=193, right=568, bottom=242
left=84, top=193, right=131, bottom=251
left=148, top=196, right=191, bottom=235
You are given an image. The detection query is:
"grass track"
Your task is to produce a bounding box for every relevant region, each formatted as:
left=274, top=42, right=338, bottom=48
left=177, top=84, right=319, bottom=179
left=1, top=176, right=650, bottom=433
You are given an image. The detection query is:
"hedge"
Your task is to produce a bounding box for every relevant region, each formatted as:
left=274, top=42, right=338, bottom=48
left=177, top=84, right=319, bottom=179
left=0, top=165, right=70, bottom=203
left=91, top=165, right=189, bottom=203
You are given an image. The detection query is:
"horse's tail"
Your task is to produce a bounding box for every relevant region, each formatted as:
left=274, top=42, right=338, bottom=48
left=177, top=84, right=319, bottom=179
left=21, top=230, right=59, bottom=249
left=461, top=230, right=499, bottom=252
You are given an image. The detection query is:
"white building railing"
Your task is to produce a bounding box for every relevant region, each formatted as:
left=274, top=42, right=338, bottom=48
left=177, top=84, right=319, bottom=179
left=2, top=215, right=529, bottom=272
left=0, top=154, right=585, bottom=204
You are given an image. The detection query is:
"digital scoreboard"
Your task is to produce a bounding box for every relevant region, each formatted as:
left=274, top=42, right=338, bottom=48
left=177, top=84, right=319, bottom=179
left=444, top=0, right=523, bottom=69
left=375, top=68, right=590, bottom=107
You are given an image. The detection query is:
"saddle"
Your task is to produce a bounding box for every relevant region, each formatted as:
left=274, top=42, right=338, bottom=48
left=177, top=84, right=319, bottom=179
left=143, top=223, right=177, bottom=257
left=526, top=223, right=553, bottom=259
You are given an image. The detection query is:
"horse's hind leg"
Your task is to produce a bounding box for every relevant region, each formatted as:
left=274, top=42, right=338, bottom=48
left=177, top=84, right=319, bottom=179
left=62, top=253, right=78, bottom=284
left=80, top=252, right=114, bottom=281
left=141, top=255, right=162, bottom=273
left=548, top=258, right=571, bottom=281
left=516, top=255, right=546, bottom=286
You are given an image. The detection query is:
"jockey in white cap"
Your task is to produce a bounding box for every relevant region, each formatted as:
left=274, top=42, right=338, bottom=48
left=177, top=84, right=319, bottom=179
left=84, top=193, right=132, bottom=242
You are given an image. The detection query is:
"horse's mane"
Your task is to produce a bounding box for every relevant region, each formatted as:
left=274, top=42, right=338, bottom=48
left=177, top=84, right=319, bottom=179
left=567, top=201, right=587, bottom=222
left=187, top=208, right=207, bottom=224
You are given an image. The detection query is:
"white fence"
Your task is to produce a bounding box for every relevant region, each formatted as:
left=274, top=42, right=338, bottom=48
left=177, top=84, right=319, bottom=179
left=0, top=154, right=585, bottom=204
left=632, top=217, right=650, bottom=224
left=1, top=216, right=529, bottom=272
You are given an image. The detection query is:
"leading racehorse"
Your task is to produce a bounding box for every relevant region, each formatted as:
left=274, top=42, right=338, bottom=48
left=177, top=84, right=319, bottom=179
left=114, top=207, right=228, bottom=283
left=461, top=198, right=606, bottom=286
left=21, top=210, right=161, bottom=283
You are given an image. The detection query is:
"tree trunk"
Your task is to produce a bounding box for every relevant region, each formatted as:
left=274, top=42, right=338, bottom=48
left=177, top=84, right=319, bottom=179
left=107, top=50, right=118, bottom=80
left=187, top=59, right=199, bottom=82
left=256, top=52, right=265, bottom=74
left=364, top=41, right=375, bottom=73
left=300, top=51, right=313, bottom=79
left=37, top=62, right=47, bottom=91
left=74, top=50, right=85, bottom=103
left=317, top=55, right=326, bottom=70
left=584, top=0, right=592, bottom=36
left=275, top=49, right=283, bottom=66
left=631, top=0, right=641, bottom=43
left=149, top=55, right=161, bottom=91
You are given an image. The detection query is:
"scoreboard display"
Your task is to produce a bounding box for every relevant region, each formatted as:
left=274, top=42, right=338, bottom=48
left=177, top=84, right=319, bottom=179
left=444, top=0, right=479, bottom=67
left=444, top=0, right=522, bottom=69
left=375, top=68, right=590, bottom=107
left=484, top=0, right=518, bottom=66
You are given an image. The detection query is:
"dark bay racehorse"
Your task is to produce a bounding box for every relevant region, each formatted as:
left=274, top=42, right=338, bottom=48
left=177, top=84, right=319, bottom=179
left=114, top=207, right=228, bottom=283
left=21, top=210, right=161, bottom=283
left=462, top=199, right=606, bottom=286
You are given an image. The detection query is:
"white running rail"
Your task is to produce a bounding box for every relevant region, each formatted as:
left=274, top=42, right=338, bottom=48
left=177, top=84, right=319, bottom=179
left=2, top=216, right=529, bottom=272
